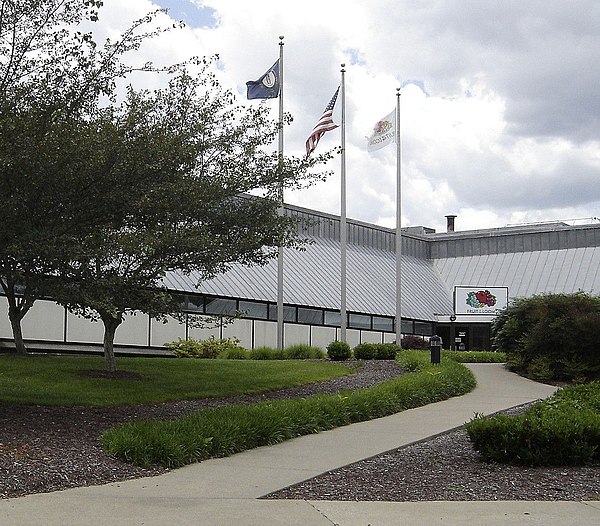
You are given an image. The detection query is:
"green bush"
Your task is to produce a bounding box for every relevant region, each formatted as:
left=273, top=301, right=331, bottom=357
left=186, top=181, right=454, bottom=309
left=102, top=357, right=476, bottom=468
left=400, top=335, right=429, bottom=350
left=326, top=340, right=351, bottom=361
left=284, top=344, right=326, bottom=360
left=353, top=343, right=377, bottom=360
left=492, top=292, right=600, bottom=381
left=353, top=343, right=400, bottom=360
left=466, top=382, right=600, bottom=466
left=166, top=337, right=245, bottom=359
left=249, top=347, right=285, bottom=360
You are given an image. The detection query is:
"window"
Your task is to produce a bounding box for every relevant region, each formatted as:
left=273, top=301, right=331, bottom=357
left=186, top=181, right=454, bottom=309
left=324, top=311, right=341, bottom=327
left=297, top=307, right=323, bottom=325
left=268, top=304, right=297, bottom=322
left=400, top=319, right=414, bottom=333
left=372, top=316, right=394, bottom=332
left=185, top=295, right=204, bottom=313
left=414, top=321, right=434, bottom=336
left=349, top=313, right=371, bottom=330
left=238, top=300, right=268, bottom=319
left=205, top=297, right=237, bottom=315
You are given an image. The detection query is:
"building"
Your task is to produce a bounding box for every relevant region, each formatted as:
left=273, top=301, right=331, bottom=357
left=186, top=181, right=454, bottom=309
left=2, top=204, right=600, bottom=352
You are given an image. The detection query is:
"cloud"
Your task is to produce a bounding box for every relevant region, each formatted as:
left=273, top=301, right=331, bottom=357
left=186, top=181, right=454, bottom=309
left=93, top=0, right=600, bottom=232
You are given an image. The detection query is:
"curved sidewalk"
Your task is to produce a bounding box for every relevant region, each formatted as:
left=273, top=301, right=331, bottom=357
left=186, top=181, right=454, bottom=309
left=2, top=363, right=599, bottom=525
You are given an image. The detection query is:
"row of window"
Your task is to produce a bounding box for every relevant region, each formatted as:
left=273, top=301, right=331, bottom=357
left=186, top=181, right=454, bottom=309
left=179, top=294, right=434, bottom=336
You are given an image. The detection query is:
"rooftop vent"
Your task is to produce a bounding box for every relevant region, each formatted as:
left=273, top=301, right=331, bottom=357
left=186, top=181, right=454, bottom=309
left=445, top=214, right=457, bottom=233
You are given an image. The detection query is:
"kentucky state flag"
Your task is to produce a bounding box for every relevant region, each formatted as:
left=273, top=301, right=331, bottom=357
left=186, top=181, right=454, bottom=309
left=246, top=60, right=280, bottom=99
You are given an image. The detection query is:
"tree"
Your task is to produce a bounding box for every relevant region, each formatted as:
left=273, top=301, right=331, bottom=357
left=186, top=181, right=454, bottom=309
left=1, top=1, right=333, bottom=368
left=48, top=71, right=328, bottom=371
left=0, top=1, right=186, bottom=353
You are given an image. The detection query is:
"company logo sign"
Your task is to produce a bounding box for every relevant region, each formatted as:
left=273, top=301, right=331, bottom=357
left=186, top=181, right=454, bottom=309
left=454, top=286, right=508, bottom=316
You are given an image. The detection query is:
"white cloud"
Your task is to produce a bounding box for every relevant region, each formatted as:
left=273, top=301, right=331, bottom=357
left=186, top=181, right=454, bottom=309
left=94, top=0, right=600, bottom=233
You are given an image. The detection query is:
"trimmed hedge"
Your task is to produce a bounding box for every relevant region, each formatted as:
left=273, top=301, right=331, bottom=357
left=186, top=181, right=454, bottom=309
left=102, top=354, right=476, bottom=468
left=353, top=343, right=400, bottom=360
left=466, top=382, right=600, bottom=466
left=327, top=340, right=351, bottom=361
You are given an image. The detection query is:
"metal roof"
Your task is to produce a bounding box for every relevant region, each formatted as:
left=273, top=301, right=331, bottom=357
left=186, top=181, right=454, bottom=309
left=162, top=205, right=600, bottom=323
left=434, top=247, right=600, bottom=299
left=163, top=235, right=453, bottom=321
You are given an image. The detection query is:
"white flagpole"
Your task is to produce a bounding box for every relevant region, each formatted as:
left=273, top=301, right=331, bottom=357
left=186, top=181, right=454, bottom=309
left=395, top=88, right=402, bottom=347
left=340, top=64, right=347, bottom=342
left=276, top=36, right=285, bottom=349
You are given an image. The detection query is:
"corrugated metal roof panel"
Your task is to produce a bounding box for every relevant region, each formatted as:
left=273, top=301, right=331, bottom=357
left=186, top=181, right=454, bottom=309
left=434, top=247, right=600, bottom=298
left=164, top=235, right=453, bottom=321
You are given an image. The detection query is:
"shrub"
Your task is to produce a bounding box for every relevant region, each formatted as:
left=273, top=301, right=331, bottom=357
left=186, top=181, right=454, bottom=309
left=492, top=292, right=600, bottom=381
left=466, top=382, right=600, bottom=466
left=249, top=347, right=285, bottom=360
left=284, top=344, right=326, bottom=360
left=326, top=340, right=351, bottom=361
left=353, top=343, right=377, bottom=360
left=401, top=335, right=429, bottom=350
left=166, top=337, right=245, bottom=359
left=353, top=343, right=400, bottom=360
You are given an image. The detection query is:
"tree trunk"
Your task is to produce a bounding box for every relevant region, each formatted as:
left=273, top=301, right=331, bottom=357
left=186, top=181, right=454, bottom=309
left=8, top=308, right=27, bottom=354
left=101, top=315, right=122, bottom=372
left=2, top=278, right=34, bottom=355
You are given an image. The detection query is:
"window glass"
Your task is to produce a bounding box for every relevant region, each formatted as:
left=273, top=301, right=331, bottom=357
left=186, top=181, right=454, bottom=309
left=297, top=307, right=323, bottom=325
left=414, top=321, right=434, bottom=336
left=238, top=300, right=268, bottom=319
left=185, top=295, right=204, bottom=313
left=324, top=311, right=341, bottom=327
left=205, top=297, right=237, bottom=315
left=268, top=304, right=297, bottom=322
left=349, top=313, right=371, bottom=330
left=400, top=319, right=414, bottom=333
left=372, top=316, right=393, bottom=332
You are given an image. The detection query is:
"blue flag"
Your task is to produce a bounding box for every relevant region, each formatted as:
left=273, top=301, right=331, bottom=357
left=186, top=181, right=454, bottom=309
left=246, top=60, right=280, bottom=99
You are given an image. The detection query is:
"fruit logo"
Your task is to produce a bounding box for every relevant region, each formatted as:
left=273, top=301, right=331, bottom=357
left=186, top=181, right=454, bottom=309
left=466, top=290, right=497, bottom=309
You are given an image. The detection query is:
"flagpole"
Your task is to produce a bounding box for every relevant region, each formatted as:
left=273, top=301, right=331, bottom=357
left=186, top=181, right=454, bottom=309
left=340, top=64, right=347, bottom=343
left=395, top=87, right=402, bottom=347
left=276, top=36, right=285, bottom=349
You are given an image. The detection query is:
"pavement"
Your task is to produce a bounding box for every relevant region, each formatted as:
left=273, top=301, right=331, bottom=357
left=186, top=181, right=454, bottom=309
left=2, top=363, right=600, bottom=525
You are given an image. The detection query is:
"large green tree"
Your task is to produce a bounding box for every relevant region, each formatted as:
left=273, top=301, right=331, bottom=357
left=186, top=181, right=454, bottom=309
left=0, top=0, right=176, bottom=353
left=0, top=1, right=332, bottom=367
left=49, top=71, right=326, bottom=371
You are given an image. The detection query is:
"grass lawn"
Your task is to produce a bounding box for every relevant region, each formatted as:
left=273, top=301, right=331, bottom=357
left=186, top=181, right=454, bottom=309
left=0, top=354, right=352, bottom=407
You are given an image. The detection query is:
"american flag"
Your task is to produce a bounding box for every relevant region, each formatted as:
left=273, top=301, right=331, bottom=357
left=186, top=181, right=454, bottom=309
left=305, top=87, right=340, bottom=157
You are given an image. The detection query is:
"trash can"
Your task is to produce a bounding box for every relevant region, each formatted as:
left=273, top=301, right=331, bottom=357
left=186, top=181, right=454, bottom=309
left=430, top=335, right=442, bottom=364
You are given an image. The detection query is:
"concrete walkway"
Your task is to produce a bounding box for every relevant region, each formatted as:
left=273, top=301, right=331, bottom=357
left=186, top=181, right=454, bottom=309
left=2, top=363, right=599, bottom=525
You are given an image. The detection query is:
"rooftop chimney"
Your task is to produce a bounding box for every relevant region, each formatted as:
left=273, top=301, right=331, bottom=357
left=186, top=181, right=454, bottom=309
left=445, top=214, right=457, bottom=233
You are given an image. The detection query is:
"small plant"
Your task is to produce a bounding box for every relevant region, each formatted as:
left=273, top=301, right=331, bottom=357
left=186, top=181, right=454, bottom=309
left=166, top=336, right=245, bottom=359
left=284, top=344, right=326, bottom=360
left=249, top=347, right=285, bottom=360
left=326, top=340, right=351, bottom=361
left=353, top=343, right=400, bottom=360
left=401, top=335, right=429, bottom=350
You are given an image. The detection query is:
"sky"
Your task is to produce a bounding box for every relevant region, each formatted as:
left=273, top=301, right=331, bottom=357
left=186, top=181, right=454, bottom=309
left=91, top=0, right=600, bottom=233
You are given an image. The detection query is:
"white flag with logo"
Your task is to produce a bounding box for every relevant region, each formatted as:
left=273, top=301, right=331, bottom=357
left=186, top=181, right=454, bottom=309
left=366, top=110, right=396, bottom=152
